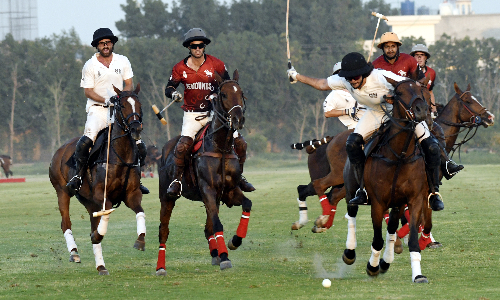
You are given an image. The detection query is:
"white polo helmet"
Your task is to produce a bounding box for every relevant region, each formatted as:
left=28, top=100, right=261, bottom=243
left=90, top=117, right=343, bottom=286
left=332, top=62, right=342, bottom=75
left=410, top=44, right=431, bottom=58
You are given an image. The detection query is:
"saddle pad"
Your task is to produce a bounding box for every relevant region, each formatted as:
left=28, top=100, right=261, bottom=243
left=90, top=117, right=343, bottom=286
left=192, top=124, right=210, bottom=153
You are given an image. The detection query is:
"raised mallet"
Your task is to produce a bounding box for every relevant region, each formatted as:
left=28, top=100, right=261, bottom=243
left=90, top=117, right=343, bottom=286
left=152, top=100, right=177, bottom=125
left=367, top=12, right=389, bottom=62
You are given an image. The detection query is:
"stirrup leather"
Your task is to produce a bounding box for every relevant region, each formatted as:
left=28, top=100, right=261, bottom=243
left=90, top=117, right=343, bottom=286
left=427, top=192, right=443, bottom=208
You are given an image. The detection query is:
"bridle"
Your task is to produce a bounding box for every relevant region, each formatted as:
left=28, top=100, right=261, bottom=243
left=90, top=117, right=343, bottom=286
left=391, top=79, right=428, bottom=123
left=210, top=80, right=246, bottom=133
left=113, top=92, right=143, bottom=135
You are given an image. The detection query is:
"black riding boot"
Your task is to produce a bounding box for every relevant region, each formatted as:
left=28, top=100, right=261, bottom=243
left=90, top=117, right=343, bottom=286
left=167, top=136, right=193, bottom=197
left=234, top=134, right=255, bottom=192
left=66, top=136, right=93, bottom=195
left=440, top=149, right=464, bottom=180
left=346, top=133, right=367, bottom=206
left=137, top=140, right=150, bottom=194
left=421, top=136, right=444, bottom=211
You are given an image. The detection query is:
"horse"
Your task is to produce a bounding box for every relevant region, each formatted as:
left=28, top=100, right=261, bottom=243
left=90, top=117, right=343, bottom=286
left=156, top=70, right=252, bottom=275
left=0, top=155, right=13, bottom=178
left=141, top=145, right=161, bottom=178
left=290, top=83, right=494, bottom=234
left=49, top=84, right=147, bottom=275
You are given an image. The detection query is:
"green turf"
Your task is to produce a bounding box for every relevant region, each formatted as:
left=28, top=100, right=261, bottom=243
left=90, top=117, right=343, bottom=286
left=0, top=163, right=499, bottom=299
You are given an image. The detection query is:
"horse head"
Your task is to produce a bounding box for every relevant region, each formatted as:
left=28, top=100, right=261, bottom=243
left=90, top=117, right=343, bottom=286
left=213, top=70, right=246, bottom=131
left=112, top=84, right=143, bottom=140
left=385, top=77, right=429, bottom=123
left=453, top=83, right=495, bottom=128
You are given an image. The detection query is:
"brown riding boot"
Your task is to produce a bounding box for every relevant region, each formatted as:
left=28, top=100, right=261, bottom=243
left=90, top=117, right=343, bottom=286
left=234, top=134, right=255, bottom=192
left=167, top=136, right=193, bottom=196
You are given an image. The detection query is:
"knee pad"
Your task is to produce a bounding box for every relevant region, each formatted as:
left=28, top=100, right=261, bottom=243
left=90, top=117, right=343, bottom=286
left=346, top=133, right=365, bottom=164
left=175, top=136, right=194, bottom=154
left=137, top=140, right=147, bottom=160
left=421, top=136, right=440, bottom=166
left=233, top=134, right=247, bottom=159
left=75, top=136, right=93, bottom=162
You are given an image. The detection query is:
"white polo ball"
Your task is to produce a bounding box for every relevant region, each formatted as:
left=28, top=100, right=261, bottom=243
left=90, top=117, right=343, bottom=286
left=322, top=278, right=331, bottom=288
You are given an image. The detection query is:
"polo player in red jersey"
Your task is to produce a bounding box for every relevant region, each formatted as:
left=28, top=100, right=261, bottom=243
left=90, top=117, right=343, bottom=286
left=164, top=28, right=255, bottom=197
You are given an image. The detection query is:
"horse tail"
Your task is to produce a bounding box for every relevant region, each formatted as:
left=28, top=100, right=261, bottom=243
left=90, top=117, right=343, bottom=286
left=290, top=136, right=333, bottom=154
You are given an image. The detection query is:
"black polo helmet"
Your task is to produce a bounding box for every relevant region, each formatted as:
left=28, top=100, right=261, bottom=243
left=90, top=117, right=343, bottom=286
left=338, top=52, right=374, bottom=78
left=91, top=28, right=118, bottom=47
left=182, top=28, right=211, bottom=48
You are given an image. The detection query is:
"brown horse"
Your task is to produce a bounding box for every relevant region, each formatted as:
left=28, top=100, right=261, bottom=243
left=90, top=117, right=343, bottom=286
left=49, top=84, right=146, bottom=275
left=0, top=155, right=13, bottom=178
left=141, top=145, right=161, bottom=177
left=291, top=83, right=494, bottom=233
left=342, top=78, right=431, bottom=283
left=156, top=70, right=252, bottom=276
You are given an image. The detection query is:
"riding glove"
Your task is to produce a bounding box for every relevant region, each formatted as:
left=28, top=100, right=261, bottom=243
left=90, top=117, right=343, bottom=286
left=287, top=66, right=298, bottom=84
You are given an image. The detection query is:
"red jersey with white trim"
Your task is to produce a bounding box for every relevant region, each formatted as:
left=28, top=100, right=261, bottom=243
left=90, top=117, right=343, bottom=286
left=168, top=54, right=228, bottom=112
left=372, top=53, right=419, bottom=78
left=421, top=66, right=436, bottom=91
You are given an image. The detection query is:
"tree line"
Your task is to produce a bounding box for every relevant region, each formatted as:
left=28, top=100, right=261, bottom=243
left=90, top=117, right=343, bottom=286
left=0, top=0, right=498, bottom=163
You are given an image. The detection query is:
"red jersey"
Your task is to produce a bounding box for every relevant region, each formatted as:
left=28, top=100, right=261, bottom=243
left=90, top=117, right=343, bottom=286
left=168, top=54, right=228, bottom=112
left=372, top=53, right=419, bottom=78
left=420, top=66, right=436, bottom=91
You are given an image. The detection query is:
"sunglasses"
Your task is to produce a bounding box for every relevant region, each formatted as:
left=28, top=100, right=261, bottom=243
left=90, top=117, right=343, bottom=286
left=346, top=75, right=362, bottom=81
left=189, top=43, right=205, bottom=49
left=98, top=40, right=113, bottom=47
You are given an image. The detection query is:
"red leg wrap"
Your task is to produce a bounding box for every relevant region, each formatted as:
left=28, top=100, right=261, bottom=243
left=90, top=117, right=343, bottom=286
left=215, top=231, right=228, bottom=256
left=324, top=206, right=337, bottom=228
left=319, top=195, right=330, bottom=215
left=397, top=223, right=410, bottom=239
left=418, top=224, right=423, bottom=234
left=207, top=235, right=217, bottom=252
left=384, top=213, right=389, bottom=225
left=156, top=243, right=166, bottom=271
left=236, top=211, right=251, bottom=238
left=419, top=232, right=431, bottom=250
left=404, top=206, right=410, bottom=221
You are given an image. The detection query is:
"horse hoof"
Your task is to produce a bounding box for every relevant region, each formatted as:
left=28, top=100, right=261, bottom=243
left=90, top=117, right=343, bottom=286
left=220, top=260, right=232, bottom=270
left=134, top=239, right=146, bottom=251
left=311, top=226, right=327, bottom=233
left=414, top=275, right=429, bottom=283
left=366, top=262, right=380, bottom=276
left=97, top=266, right=109, bottom=275
left=427, top=242, right=442, bottom=249
left=291, top=221, right=305, bottom=230
left=156, top=268, right=167, bottom=276
left=212, top=256, right=221, bottom=266
left=314, top=215, right=329, bottom=227
left=342, top=249, right=356, bottom=265
left=379, top=259, right=390, bottom=273
left=69, top=251, right=81, bottom=263
left=228, top=238, right=238, bottom=251
left=395, top=236, right=403, bottom=254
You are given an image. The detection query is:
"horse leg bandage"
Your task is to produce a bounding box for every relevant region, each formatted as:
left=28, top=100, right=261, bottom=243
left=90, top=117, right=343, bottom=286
left=397, top=224, right=410, bottom=239
left=369, top=246, right=381, bottom=267
left=297, top=198, right=308, bottom=225
left=64, top=229, right=78, bottom=253
left=384, top=213, right=389, bottom=225
left=345, top=213, right=357, bottom=249
left=207, top=235, right=217, bottom=253
left=419, top=232, right=431, bottom=250
left=319, top=195, right=330, bottom=215
left=136, top=212, right=146, bottom=236
left=430, top=232, right=436, bottom=243
left=156, top=244, right=166, bottom=270
left=383, top=232, right=396, bottom=264
left=97, top=215, right=110, bottom=236
left=215, top=231, right=228, bottom=256
left=236, top=212, right=251, bottom=238
left=93, top=243, right=105, bottom=269
left=324, top=205, right=337, bottom=228
left=410, top=251, right=422, bottom=281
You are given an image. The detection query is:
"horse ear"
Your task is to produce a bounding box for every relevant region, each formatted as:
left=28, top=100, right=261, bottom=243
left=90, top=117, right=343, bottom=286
left=233, top=69, right=239, bottom=82
left=466, top=83, right=471, bottom=91
left=454, top=82, right=462, bottom=95
left=112, top=85, right=122, bottom=96
left=213, top=71, right=223, bottom=85
left=384, top=76, right=397, bottom=87
left=134, top=83, right=141, bottom=94
left=418, top=73, right=430, bottom=87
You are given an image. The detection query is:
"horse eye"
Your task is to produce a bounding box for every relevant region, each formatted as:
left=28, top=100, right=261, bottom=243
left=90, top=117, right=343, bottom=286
left=221, top=93, right=227, bottom=98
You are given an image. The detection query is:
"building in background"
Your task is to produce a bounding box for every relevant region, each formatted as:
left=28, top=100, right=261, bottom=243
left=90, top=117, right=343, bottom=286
left=0, top=0, right=38, bottom=41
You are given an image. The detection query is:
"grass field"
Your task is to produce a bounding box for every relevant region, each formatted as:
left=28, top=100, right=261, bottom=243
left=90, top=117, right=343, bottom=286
left=0, top=158, right=499, bottom=299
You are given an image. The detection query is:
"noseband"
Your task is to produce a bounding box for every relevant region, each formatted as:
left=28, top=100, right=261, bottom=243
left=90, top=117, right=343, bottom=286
left=212, top=80, right=246, bottom=129
left=456, top=91, right=488, bottom=125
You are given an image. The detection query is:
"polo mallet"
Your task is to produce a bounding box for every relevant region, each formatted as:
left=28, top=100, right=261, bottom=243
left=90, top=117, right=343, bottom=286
left=152, top=98, right=179, bottom=125
left=93, top=105, right=115, bottom=217
left=286, top=0, right=293, bottom=82
left=367, top=12, right=388, bottom=62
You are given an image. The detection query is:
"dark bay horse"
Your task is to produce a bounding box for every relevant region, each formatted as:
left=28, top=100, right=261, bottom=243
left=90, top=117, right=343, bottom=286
left=0, top=155, right=13, bottom=178
left=49, top=84, right=147, bottom=275
left=156, top=70, right=252, bottom=276
left=342, top=78, right=431, bottom=282
left=142, top=145, right=161, bottom=177
left=291, top=83, right=494, bottom=234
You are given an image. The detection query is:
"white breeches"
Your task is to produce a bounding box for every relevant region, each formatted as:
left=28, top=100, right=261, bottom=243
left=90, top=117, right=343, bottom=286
left=180, top=111, right=239, bottom=139
left=84, top=105, right=112, bottom=142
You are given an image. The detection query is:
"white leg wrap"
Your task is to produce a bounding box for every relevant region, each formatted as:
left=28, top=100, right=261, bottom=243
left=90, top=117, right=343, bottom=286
left=136, top=212, right=146, bottom=236
left=97, top=215, right=110, bottom=236
left=369, top=246, right=381, bottom=267
left=430, top=232, right=436, bottom=243
left=93, top=243, right=105, bottom=268
left=383, top=232, right=396, bottom=264
left=297, top=198, right=308, bottom=225
left=345, top=213, right=357, bottom=249
left=410, top=251, right=422, bottom=282
left=63, top=229, right=78, bottom=253
left=415, top=121, right=431, bottom=142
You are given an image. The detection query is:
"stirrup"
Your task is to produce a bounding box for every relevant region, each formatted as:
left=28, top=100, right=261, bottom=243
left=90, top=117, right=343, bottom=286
left=66, top=175, right=82, bottom=194
left=167, top=179, right=182, bottom=196
left=348, top=188, right=367, bottom=206
left=444, top=160, right=463, bottom=180
left=427, top=192, right=444, bottom=211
